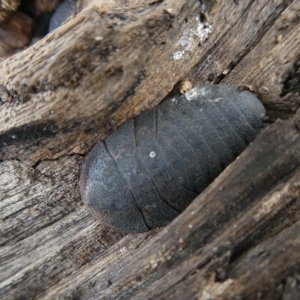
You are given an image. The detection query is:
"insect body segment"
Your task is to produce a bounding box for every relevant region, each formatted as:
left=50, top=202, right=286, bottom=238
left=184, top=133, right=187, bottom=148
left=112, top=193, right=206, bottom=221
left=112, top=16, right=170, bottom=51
left=80, top=85, right=266, bottom=233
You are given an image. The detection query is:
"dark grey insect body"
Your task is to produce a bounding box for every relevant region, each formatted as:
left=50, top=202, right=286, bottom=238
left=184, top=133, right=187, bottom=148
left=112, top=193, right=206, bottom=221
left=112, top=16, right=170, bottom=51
left=48, top=0, right=77, bottom=32
left=80, top=85, right=266, bottom=233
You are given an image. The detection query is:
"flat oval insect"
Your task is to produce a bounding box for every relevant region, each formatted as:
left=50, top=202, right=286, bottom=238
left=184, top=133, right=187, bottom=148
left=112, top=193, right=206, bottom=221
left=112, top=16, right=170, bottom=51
left=79, top=85, right=266, bottom=233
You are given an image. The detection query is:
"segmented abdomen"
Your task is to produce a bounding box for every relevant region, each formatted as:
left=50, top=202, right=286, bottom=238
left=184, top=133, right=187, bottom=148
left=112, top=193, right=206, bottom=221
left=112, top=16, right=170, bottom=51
left=80, top=85, right=266, bottom=233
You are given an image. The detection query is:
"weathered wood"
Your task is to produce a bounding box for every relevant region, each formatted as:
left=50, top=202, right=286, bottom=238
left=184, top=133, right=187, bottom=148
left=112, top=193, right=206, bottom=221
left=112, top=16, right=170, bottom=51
left=0, top=0, right=189, bottom=165
left=1, top=0, right=299, bottom=165
left=0, top=0, right=300, bottom=299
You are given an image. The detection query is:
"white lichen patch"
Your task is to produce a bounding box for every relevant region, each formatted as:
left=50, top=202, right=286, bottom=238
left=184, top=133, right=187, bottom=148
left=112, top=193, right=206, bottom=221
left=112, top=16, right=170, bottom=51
left=173, top=15, right=213, bottom=60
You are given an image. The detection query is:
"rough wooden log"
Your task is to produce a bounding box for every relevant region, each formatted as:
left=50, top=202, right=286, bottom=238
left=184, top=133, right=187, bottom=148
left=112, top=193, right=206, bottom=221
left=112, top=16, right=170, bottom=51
left=0, top=0, right=300, bottom=299
left=1, top=0, right=299, bottom=165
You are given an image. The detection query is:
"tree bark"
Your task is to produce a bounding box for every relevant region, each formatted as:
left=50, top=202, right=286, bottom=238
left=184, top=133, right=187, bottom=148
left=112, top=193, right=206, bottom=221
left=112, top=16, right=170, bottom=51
left=0, top=0, right=300, bottom=299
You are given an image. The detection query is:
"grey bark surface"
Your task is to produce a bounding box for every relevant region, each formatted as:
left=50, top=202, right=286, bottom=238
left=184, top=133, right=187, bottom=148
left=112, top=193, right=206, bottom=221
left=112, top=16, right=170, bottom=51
left=0, top=0, right=300, bottom=299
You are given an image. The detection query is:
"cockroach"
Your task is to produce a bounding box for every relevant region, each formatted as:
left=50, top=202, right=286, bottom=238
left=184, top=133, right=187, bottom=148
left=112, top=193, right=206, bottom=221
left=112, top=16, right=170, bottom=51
left=79, top=85, right=266, bottom=233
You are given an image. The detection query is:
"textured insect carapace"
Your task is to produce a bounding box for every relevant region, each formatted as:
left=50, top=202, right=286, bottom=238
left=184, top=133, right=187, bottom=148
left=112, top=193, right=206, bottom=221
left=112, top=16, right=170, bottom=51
left=79, top=85, right=266, bottom=233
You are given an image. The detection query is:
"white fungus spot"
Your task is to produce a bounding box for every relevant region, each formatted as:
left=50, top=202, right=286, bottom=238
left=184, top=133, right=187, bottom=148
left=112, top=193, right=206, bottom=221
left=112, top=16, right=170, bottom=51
left=173, top=15, right=213, bottom=60
left=149, top=151, right=156, bottom=158
left=120, top=247, right=127, bottom=253
left=185, top=87, right=224, bottom=102
left=196, top=15, right=213, bottom=44
left=185, top=88, right=202, bottom=101
left=173, top=51, right=185, bottom=60
left=94, top=36, right=103, bottom=41
left=50, top=110, right=54, bottom=114
left=188, top=224, right=193, bottom=229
